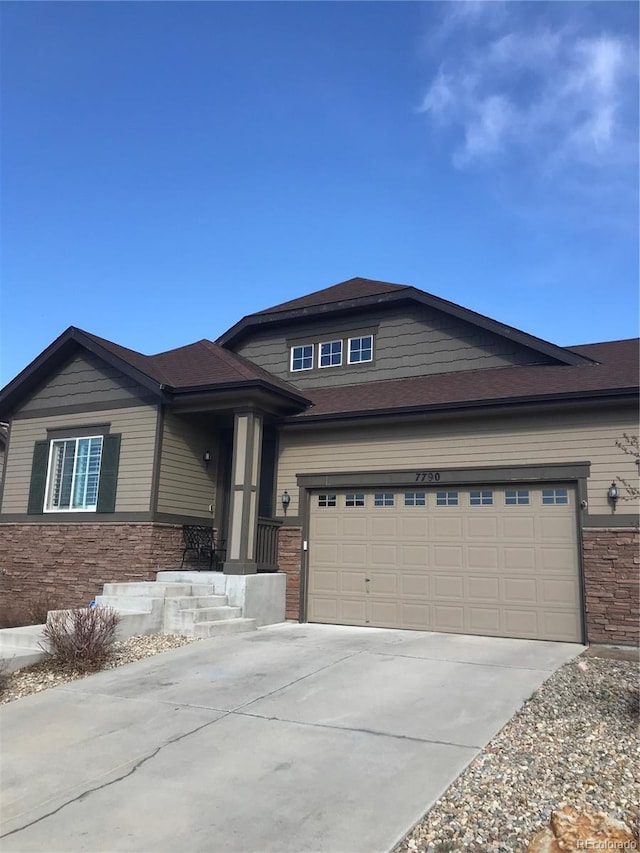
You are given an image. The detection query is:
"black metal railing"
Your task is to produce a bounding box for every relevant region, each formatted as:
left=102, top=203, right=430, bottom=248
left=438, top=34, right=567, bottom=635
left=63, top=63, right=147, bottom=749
left=256, top=518, right=282, bottom=572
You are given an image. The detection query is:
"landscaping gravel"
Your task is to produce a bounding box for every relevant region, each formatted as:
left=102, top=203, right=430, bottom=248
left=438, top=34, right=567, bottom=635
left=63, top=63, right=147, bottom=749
left=0, top=634, right=198, bottom=704
left=396, top=651, right=639, bottom=853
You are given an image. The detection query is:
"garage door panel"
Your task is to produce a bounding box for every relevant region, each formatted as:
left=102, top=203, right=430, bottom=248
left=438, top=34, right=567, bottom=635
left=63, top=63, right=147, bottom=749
left=434, top=605, right=465, bottom=631
left=466, top=517, right=499, bottom=538
left=401, top=573, right=429, bottom=596
left=371, top=544, right=397, bottom=566
left=341, top=544, right=368, bottom=565
left=468, top=607, right=500, bottom=633
left=434, top=575, right=464, bottom=599
left=433, top=546, right=464, bottom=568
left=400, top=517, right=429, bottom=540
left=503, top=577, right=537, bottom=603
left=400, top=545, right=429, bottom=568
left=467, top=576, right=500, bottom=600
left=308, top=485, right=581, bottom=642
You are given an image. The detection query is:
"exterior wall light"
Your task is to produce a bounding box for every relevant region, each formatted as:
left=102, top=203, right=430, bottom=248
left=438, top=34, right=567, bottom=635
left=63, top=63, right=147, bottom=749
left=607, top=482, right=618, bottom=504
left=281, top=491, right=291, bottom=514
left=203, top=450, right=211, bottom=469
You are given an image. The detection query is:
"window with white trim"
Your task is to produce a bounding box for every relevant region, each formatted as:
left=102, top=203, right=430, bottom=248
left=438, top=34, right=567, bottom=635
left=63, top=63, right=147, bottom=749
left=348, top=335, right=373, bottom=364
left=319, top=340, right=342, bottom=368
left=470, top=490, right=493, bottom=506
left=45, top=436, right=104, bottom=511
left=345, top=493, right=365, bottom=507
left=404, top=492, right=426, bottom=506
left=542, top=488, right=569, bottom=505
left=505, top=489, right=530, bottom=505
left=374, top=492, right=394, bottom=507
left=318, top=494, right=337, bottom=507
left=291, top=344, right=314, bottom=372
left=436, top=491, right=458, bottom=506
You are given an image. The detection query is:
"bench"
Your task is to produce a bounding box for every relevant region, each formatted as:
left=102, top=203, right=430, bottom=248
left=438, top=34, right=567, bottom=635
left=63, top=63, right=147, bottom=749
left=180, top=525, right=226, bottom=570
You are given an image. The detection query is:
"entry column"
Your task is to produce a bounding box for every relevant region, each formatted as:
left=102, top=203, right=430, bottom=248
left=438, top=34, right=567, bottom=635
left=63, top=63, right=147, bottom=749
left=223, top=409, right=262, bottom=575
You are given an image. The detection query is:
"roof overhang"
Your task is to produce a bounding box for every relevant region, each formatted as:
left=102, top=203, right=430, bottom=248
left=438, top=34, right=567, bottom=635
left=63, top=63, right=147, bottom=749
left=217, top=287, right=595, bottom=367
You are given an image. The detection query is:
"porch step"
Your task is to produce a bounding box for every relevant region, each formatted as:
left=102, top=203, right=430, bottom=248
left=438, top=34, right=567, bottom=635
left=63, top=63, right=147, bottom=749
left=192, top=618, right=257, bottom=639
left=172, top=595, right=229, bottom=610
left=101, top=582, right=205, bottom=598
left=177, top=606, right=243, bottom=625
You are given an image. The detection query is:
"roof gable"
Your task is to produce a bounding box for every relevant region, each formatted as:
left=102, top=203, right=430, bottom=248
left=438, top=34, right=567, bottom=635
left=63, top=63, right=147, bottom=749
left=217, top=277, right=594, bottom=368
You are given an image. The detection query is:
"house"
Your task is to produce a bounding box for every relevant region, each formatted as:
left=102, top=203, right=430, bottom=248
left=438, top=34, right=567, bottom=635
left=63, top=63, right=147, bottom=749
left=0, top=278, right=637, bottom=645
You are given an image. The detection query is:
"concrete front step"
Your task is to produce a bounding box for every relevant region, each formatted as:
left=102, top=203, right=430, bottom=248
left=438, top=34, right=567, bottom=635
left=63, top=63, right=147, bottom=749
left=101, top=582, right=210, bottom=598
left=176, top=606, right=243, bottom=625
left=172, top=595, right=229, bottom=610
left=193, top=618, right=256, bottom=638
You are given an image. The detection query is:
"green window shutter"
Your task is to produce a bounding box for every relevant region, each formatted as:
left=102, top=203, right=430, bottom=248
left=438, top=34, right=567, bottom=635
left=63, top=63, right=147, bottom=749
left=96, top=434, right=121, bottom=513
left=27, top=440, right=50, bottom=514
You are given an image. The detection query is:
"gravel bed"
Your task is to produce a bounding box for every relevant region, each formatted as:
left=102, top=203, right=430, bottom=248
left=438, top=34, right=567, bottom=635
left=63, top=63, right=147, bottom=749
left=396, top=652, right=639, bottom=852
left=0, top=634, right=198, bottom=704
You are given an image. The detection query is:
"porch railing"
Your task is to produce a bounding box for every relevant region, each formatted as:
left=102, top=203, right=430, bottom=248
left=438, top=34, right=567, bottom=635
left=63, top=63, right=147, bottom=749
left=256, top=518, right=282, bottom=572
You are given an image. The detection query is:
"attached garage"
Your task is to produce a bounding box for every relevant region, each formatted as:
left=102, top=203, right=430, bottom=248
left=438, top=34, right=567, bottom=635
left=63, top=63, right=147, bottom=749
left=307, top=483, right=582, bottom=642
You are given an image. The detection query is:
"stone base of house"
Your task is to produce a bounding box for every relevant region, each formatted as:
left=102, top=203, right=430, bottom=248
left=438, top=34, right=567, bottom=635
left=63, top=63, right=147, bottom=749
left=0, top=522, right=184, bottom=612
left=583, top=527, right=639, bottom=646
left=277, top=525, right=303, bottom=620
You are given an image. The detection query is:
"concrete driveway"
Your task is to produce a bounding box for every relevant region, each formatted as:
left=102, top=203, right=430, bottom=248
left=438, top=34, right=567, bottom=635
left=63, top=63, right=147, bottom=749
left=0, top=623, right=582, bottom=853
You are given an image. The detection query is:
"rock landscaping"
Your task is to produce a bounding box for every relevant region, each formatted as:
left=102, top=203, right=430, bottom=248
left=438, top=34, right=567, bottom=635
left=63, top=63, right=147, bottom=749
left=396, top=649, right=638, bottom=852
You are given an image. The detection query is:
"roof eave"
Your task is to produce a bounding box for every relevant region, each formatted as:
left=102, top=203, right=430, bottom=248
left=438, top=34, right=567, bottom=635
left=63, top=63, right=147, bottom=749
left=281, top=387, right=638, bottom=426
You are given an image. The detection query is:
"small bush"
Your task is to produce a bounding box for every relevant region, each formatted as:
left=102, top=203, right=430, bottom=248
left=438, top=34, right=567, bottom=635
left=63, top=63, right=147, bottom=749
left=42, top=607, right=120, bottom=671
left=0, top=593, right=61, bottom=629
left=0, top=658, right=10, bottom=696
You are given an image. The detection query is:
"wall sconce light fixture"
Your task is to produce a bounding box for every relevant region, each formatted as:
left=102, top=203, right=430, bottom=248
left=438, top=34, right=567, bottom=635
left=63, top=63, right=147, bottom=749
left=203, top=450, right=211, bottom=469
left=281, top=490, right=291, bottom=514
left=607, top=482, right=618, bottom=504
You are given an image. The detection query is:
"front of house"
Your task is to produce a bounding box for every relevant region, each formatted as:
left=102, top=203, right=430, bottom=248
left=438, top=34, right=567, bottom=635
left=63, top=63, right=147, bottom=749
left=0, top=278, right=638, bottom=644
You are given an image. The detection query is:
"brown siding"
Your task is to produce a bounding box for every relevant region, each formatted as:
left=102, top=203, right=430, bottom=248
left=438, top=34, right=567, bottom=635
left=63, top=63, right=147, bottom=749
left=234, top=304, right=556, bottom=390
left=19, top=351, right=153, bottom=413
left=275, top=405, right=638, bottom=518
left=156, top=412, right=218, bottom=519
left=1, top=406, right=158, bottom=514
left=0, top=522, right=183, bottom=611
left=583, top=528, right=639, bottom=645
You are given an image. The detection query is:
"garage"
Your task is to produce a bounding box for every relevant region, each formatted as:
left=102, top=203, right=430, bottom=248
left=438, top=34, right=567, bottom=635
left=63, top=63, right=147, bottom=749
left=307, top=484, right=582, bottom=642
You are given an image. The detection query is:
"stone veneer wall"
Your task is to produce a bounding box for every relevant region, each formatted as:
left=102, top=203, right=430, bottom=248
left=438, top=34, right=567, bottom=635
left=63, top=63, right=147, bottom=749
left=0, top=523, right=184, bottom=611
left=582, top=528, right=639, bottom=646
left=277, top=525, right=302, bottom=620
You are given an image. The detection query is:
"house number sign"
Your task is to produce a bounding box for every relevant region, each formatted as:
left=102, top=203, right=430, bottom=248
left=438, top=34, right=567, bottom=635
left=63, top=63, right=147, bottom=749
left=414, top=471, right=441, bottom=482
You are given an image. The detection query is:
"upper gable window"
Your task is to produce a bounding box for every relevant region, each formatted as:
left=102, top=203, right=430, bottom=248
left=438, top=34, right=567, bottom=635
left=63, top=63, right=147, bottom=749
left=319, top=340, right=342, bottom=368
left=348, top=335, right=373, bottom=364
left=45, top=436, right=104, bottom=511
left=291, top=344, right=314, bottom=372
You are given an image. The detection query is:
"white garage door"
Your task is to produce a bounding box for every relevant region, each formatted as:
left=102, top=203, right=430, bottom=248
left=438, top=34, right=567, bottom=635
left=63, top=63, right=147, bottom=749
left=307, top=485, right=582, bottom=642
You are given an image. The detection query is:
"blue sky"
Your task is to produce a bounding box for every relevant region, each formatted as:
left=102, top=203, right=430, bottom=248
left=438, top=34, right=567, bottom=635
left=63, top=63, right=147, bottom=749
left=1, top=1, right=638, bottom=386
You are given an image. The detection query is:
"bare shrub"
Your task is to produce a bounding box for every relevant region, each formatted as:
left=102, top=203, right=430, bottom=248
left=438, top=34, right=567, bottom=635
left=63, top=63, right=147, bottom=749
left=42, top=607, right=120, bottom=671
left=0, top=593, right=62, bottom=629
left=0, top=658, right=10, bottom=697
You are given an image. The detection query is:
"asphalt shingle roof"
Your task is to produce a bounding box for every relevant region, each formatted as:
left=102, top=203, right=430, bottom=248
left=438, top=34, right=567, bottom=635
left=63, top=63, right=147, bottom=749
left=291, top=339, right=639, bottom=420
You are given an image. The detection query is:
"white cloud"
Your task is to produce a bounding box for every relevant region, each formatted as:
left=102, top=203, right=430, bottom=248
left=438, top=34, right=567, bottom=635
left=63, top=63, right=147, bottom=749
left=419, top=5, right=638, bottom=175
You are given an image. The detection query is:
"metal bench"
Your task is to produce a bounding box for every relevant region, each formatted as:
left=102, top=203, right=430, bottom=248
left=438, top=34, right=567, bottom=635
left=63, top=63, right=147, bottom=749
left=180, top=525, right=226, bottom=570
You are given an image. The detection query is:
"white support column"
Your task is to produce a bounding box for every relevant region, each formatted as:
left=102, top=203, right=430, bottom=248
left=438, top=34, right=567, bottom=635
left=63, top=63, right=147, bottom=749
left=223, top=409, right=263, bottom=575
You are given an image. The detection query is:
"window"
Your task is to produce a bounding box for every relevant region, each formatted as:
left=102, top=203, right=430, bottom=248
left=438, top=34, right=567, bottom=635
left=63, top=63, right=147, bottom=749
left=470, top=490, right=493, bottom=506
left=374, top=492, right=394, bottom=507
left=318, top=494, right=337, bottom=507
left=345, top=493, right=365, bottom=507
left=45, top=437, right=104, bottom=511
left=542, top=488, right=569, bottom=505
left=505, top=489, right=530, bottom=505
left=319, top=340, right=342, bottom=368
left=348, top=335, right=373, bottom=364
left=291, top=344, right=313, bottom=372
left=404, top=492, right=426, bottom=506
left=436, top=491, right=458, bottom=506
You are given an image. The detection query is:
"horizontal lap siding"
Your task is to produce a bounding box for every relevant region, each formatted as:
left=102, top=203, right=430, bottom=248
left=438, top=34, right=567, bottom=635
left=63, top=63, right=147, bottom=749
left=156, top=413, right=217, bottom=518
left=1, top=406, right=158, bottom=513
left=235, top=305, right=554, bottom=390
left=275, top=406, right=638, bottom=517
